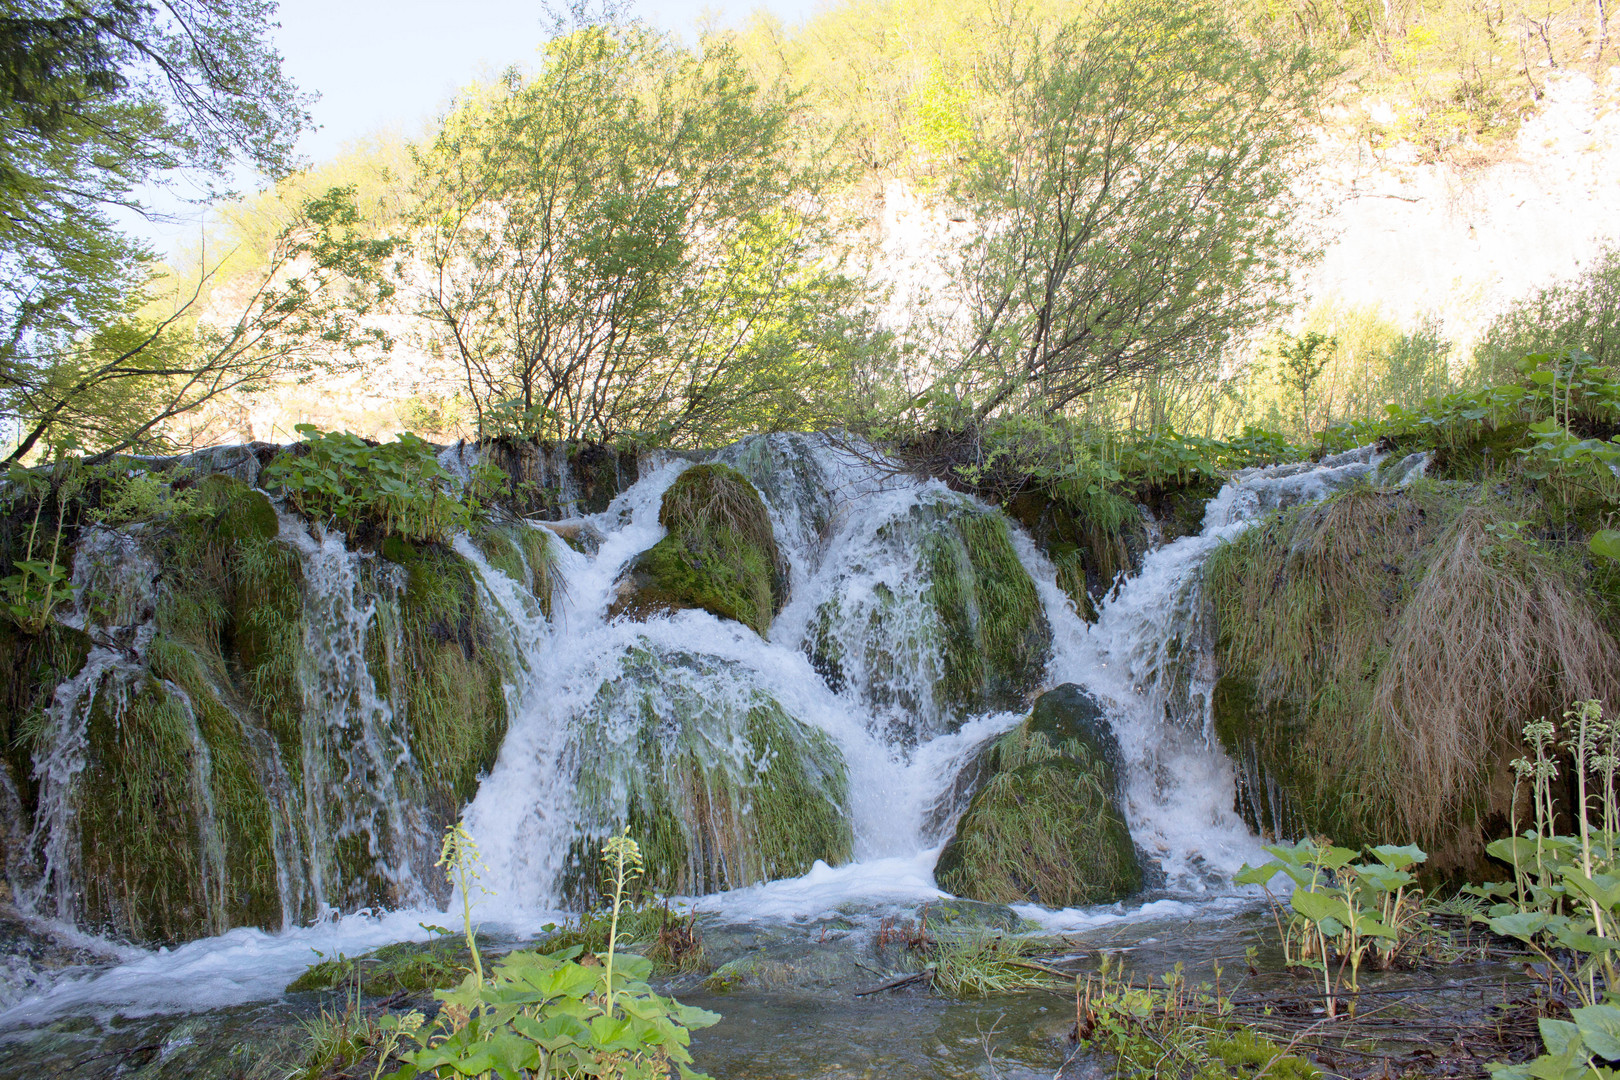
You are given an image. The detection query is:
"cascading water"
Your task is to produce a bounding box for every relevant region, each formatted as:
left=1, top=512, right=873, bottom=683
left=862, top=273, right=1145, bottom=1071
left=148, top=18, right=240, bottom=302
left=286, top=520, right=433, bottom=914
left=0, top=434, right=1407, bottom=1024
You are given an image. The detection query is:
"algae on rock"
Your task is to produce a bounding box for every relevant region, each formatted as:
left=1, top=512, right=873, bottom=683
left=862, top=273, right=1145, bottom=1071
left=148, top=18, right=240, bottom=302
left=935, top=684, right=1140, bottom=907
left=614, top=464, right=786, bottom=636
left=806, top=493, right=1051, bottom=738
left=563, top=642, right=851, bottom=906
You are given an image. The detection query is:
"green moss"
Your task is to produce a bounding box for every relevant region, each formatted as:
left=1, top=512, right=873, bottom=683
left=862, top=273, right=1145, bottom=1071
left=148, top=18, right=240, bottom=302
left=922, top=505, right=1049, bottom=714
left=564, top=644, right=851, bottom=907
left=285, top=935, right=480, bottom=995
left=620, top=464, right=784, bottom=637
left=149, top=638, right=282, bottom=933
left=470, top=520, right=554, bottom=617
left=379, top=540, right=510, bottom=832
left=73, top=676, right=219, bottom=943
left=935, top=720, right=1140, bottom=907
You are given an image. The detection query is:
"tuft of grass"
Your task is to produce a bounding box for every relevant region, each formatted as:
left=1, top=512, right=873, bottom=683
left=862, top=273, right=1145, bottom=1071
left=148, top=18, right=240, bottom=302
left=928, top=929, right=1051, bottom=997
left=1206, top=482, right=1620, bottom=861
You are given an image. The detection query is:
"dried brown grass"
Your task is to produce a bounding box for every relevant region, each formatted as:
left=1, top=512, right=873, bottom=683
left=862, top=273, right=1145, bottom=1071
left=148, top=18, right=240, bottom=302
left=1371, top=508, right=1620, bottom=840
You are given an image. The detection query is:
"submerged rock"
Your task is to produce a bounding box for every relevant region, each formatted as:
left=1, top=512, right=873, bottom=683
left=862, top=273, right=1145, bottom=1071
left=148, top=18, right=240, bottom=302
left=935, top=684, right=1140, bottom=908
left=612, top=464, right=787, bottom=637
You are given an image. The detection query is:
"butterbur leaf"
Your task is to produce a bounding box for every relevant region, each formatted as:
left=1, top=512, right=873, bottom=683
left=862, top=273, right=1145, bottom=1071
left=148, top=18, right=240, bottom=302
left=675, top=1002, right=722, bottom=1029
left=1234, top=862, right=1281, bottom=886
left=1369, top=844, right=1426, bottom=870
left=1575, top=1004, right=1620, bottom=1060
left=1357, top=917, right=1400, bottom=940
left=1538, top=1018, right=1583, bottom=1057
left=1290, top=887, right=1349, bottom=927
left=1490, top=911, right=1554, bottom=940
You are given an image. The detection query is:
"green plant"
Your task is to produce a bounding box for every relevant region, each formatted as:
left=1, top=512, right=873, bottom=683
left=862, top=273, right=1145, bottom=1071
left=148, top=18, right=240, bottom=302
left=1075, top=956, right=1319, bottom=1079
left=386, top=827, right=720, bottom=1080
left=1, top=463, right=82, bottom=634
left=1237, top=839, right=1427, bottom=1015
left=927, top=930, right=1061, bottom=997
left=263, top=426, right=499, bottom=543
left=1465, top=703, right=1620, bottom=1078
left=439, top=822, right=490, bottom=989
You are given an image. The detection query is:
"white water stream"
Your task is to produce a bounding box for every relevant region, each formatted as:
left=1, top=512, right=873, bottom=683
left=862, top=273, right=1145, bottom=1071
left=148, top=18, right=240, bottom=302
left=0, top=436, right=1396, bottom=1022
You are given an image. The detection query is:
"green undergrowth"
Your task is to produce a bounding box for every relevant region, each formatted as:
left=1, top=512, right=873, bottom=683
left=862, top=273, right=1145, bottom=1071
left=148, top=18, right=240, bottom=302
left=935, top=720, right=1140, bottom=907
left=620, top=463, right=785, bottom=636
left=1206, top=479, right=1620, bottom=871
left=1076, top=961, right=1321, bottom=1080
left=286, top=934, right=484, bottom=996
left=562, top=643, right=851, bottom=905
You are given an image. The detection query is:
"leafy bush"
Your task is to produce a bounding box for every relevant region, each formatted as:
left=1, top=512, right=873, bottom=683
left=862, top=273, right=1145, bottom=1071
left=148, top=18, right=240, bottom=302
left=263, top=426, right=504, bottom=543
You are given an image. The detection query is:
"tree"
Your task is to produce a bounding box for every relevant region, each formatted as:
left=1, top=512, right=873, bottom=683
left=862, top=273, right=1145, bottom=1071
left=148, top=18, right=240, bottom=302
left=2, top=187, right=397, bottom=465
left=0, top=0, right=311, bottom=455
left=942, top=0, right=1325, bottom=423
left=407, top=17, right=875, bottom=447
left=1271, top=329, right=1336, bottom=434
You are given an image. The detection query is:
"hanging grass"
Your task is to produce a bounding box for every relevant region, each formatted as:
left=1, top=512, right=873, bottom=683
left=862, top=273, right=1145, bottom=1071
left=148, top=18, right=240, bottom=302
left=1206, top=481, right=1620, bottom=864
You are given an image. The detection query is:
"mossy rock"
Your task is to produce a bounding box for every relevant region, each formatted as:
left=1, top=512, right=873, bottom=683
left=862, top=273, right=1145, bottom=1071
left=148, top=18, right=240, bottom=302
left=923, top=507, right=1049, bottom=715
left=935, top=703, right=1140, bottom=908
left=1025, top=683, right=1120, bottom=773
left=613, top=464, right=785, bottom=637
left=562, top=643, right=851, bottom=905
left=286, top=935, right=483, bottom=996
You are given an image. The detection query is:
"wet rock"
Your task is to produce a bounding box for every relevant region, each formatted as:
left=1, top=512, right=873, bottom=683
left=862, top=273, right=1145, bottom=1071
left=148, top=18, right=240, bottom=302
left=935, top=686, right=1140, bottom=907
left=611, top=464, right=786, bottom=637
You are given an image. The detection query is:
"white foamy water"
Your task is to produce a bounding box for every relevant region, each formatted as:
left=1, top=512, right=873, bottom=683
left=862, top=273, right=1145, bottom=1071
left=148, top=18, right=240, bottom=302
left=1, top=436, right=1386, bottom=1022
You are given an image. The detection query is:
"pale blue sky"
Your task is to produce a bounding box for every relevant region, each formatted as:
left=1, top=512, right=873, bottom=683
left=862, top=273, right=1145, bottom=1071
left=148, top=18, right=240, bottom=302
left=133, top=0, right=823, bottom=254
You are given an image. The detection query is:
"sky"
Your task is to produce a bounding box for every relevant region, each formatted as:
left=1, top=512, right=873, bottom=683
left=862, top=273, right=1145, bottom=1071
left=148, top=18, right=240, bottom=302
left=131, top=0, right=824, bottom=255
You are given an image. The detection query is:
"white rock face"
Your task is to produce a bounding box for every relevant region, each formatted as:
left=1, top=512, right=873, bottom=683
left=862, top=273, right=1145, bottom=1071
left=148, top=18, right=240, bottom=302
left=1301, top=70, right=1620, bottom=344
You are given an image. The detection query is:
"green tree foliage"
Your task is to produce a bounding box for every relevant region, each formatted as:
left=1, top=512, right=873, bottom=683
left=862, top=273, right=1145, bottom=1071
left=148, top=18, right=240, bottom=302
left=407, top=15, right=878, bottom=447
left=1476, top=245, right=1620, bottom=386
left=0, top=0, right=310, bottom=364
left=2, top=187, right=398, bottom=464
left=939, top=0, right=1324, bottom=421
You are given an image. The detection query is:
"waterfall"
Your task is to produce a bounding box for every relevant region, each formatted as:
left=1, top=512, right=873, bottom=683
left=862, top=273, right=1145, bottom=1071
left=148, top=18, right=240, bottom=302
left=0, top=434, right=1403, bottom=1020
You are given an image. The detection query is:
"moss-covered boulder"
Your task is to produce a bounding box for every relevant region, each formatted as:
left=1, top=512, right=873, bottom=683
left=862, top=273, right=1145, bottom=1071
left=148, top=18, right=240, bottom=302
left=935, top=686, right=1140, bottom=907
left=562, top=642, right=851, bottom=906
left=613, top=464, right=786, bottom=637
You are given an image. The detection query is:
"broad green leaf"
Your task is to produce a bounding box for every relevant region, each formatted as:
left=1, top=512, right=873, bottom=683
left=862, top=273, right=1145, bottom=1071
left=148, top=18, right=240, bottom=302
left=1539, top=1018, right=1583, bottom=1057
left=1369, top=844, right=1427, bottom=871
left=1563, top=869, right=1620, bottom=911
left=1290, top=887, right=1349, bottom=927
left=1575, top=1004, right=1620, bottom=1060
left=1234, top=861, right=1282, bottom=886
left=1592, top=531, right=1620, bottom=564
left=1490, top=911, right=1554, bottom=940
